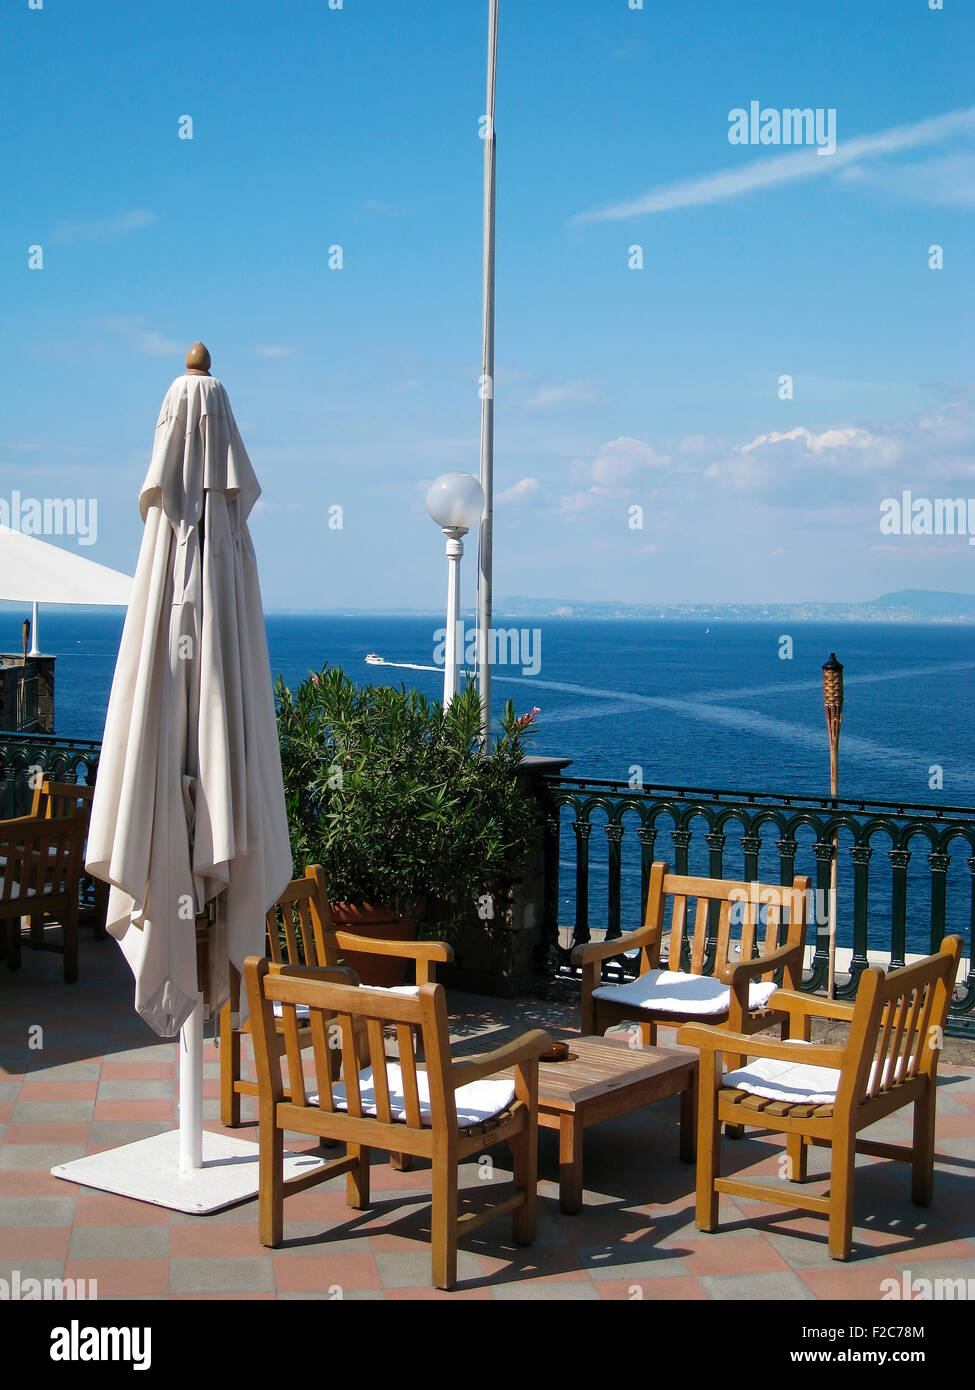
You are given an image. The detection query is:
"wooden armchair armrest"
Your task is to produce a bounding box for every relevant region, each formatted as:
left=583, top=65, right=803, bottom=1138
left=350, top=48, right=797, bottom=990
left=451, top=1029, right=553, bottom=1090
left=761, top=988, right=857, bottom=1022
left=331, top=932, right=454, bottom=965
left=570, top=924, right=659, bottom=968
left=718, top=942, right=803, bottom=986
left=273, top=963, right=361, bottom=988
left=676, top=1022, right=846, bottom=1069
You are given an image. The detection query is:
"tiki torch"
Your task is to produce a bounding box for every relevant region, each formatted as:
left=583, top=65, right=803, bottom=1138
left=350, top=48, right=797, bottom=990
left=822, top=653, right=844, bottom=998
left=19, top=619, right=29, bottom=723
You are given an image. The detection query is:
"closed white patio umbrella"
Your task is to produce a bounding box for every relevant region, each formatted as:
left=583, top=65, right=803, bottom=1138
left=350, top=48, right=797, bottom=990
left=53, top=344, right=320, bottom=1212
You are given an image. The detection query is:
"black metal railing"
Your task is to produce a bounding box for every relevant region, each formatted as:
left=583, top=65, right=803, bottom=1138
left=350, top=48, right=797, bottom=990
left=0, top=731, right=101, bottom=817
left=540, top=776, right=975, bottom=1038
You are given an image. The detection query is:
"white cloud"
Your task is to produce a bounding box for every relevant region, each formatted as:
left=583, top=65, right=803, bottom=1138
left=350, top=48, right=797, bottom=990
left=590, top=436, right=668, bottom=486
left=497, top=477, right=539, bottom=504
left=738, top=425, right=881, bottom=455
left=525, top=381, right=602, bottom=409
left=573, top=105, right=975, bottom=222
left=839, top=153, right=975, bottom=208
left=53, top=209, right=157, bottom=243
left=703, top=400, right=975, bottom=507
left=255, top=344, right=298, bottom=359
left=103, top=317, right=184, bottom=358
left=556, top=436, right=669, bottom=515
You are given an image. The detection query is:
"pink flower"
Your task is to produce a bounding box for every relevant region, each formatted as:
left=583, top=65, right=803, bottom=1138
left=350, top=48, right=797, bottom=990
left=311, top=675, right=319, bottom=685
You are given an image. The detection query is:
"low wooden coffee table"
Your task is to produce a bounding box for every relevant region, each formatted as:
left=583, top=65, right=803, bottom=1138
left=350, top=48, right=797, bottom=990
left=530, top=1035, right=698, bottom=1214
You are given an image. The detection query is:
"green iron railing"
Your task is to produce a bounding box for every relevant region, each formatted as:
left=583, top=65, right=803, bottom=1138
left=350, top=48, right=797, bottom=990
left=0, top=731, right=101, bottom=817
left=539, top=775, right=975, bottom=1038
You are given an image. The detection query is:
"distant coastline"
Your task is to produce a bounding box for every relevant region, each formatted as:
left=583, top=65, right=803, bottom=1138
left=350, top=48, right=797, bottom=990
left=3, top=588, right=974, bottom=624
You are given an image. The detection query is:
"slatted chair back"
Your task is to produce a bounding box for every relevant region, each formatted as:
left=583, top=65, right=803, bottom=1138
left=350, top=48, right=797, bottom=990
left=0, top=814, right=83, bottom=903
left=645, top=866, right=808, bottom=983
left=247, top=958, right=455, bottom=1142
left=32, top=780, right=95, bottom=822
left=838, top=936, right=960, bottom=1118
left=0, top=812, right=86, bottom=981
left=265, top=873, right=325, bottom=967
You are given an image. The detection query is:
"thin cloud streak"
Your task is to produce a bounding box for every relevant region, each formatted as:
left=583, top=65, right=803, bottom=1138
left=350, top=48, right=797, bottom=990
left=52, top=209, right=158, bottom=242
left=573, top=106, right=975, bottom=222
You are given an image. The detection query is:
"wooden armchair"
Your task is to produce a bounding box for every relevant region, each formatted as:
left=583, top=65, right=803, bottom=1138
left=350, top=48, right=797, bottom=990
left=573, top=863, right=811, bottom=1061
left=29, top=780, right=106, bottom=940
left=678, top=935, right=962, bottom=1261
left=220, top=865, right=453, bottom=1128
left=245, top=955, right=551, bottom=1290
left=0, top=812, right=86, bottom=982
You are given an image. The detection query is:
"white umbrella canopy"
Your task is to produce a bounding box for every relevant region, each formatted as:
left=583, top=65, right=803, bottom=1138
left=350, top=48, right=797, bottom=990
left=0, top=526, right=133, bottom=607
left=86, top=347, right=293, bottom=1037
left=53, top=347, right=322, bottom=1211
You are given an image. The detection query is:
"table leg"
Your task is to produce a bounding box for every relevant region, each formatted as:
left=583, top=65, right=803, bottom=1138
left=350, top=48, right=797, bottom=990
left=680, top=1074, right=697, bottom=1163
left=558, top=1114, right=584, bottom=1215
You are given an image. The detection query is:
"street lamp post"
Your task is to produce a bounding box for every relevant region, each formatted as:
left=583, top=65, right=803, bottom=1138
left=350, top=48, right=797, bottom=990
left=427, top=472, right=486, bottom=706
left=822, top=652, right=845, bottom=999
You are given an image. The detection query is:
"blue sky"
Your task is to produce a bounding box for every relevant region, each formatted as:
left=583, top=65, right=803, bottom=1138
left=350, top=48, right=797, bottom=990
left=2, top=0, right=973, bottom=611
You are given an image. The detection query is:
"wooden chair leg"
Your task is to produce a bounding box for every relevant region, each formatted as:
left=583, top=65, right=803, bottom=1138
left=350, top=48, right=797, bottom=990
left=431, top=1157, right=459, bottom=1290
left=4, top=919, right=20, bottom=970
left=640, top=1021, right=656, bottom=1047
left=786, top=1132, right=808, bottom=1182
left=695, top=1059, right=721, bottom=1232
left=911, top=1090, right=936, bottom=1207
left=258, top=1117, right=284, bottom=1247
left=828, top=1128, right=855, bottom=1261
left=346, top=1144, right=370, bottom=1210
left=29, top=911, right=44, bottom=946
left=62, top=908, right=78, bottom=984
left=220, top=1000, right=241, bottom=1129
left=581, top=987, right=596, bottom=1037
left=389, top=1151, right=413, bottom=1172
left=94, top=880, right=109, bottom=940
left=511, top=1120, right=539, bottom=1246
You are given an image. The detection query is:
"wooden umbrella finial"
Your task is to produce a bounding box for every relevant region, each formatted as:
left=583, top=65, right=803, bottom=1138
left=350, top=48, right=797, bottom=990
left=185, top=342, right=211, bottom=376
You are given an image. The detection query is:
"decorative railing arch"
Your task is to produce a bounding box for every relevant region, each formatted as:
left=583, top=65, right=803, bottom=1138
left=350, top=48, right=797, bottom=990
left=0, top=732, right=101, bottom=817
left=541, top=776, right=975, bottom=1038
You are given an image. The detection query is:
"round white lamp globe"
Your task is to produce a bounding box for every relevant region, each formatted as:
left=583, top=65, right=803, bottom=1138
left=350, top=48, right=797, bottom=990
left=425, top=472, right=485, bottom=533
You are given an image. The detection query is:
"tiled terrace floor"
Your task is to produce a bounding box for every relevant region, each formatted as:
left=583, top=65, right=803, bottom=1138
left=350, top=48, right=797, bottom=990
left=1, top=930, right=974, bottom=1302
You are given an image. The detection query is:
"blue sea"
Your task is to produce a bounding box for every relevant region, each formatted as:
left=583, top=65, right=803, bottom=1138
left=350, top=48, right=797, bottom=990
left=15, top=609, right=975, bottom=955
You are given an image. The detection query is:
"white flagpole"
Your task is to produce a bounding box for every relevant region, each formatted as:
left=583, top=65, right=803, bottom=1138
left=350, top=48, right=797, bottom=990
left=476, top=0, right=499, bottom=745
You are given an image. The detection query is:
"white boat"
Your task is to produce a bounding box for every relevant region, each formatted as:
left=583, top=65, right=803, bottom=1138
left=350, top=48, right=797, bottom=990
left=364, top=653, right=385, bottom=665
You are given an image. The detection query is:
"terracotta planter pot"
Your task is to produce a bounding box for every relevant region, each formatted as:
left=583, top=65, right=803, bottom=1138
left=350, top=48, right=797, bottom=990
left=328, top=902, right=418, bottom=988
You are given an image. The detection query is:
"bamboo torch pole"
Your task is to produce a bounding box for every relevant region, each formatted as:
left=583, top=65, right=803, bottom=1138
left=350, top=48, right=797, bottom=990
left=822, top=653, right=844, bottom=999
left=18, top=619, right=29, bottom=727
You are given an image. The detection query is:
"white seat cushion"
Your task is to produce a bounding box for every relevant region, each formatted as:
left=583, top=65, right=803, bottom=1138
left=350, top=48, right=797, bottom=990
left=592, top=968, right=777, bottom=1017
left=723, top=1047, right=840, bottom=1104
left=272, top=983, right=419, bottom=1022
left=314, top=1062, right=516, bottom=1130
left=724, top=1042, right=917, bottom=1105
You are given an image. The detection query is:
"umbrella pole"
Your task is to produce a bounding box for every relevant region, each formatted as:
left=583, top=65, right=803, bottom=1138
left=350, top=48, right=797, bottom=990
left=178, top=1000, right=204, bottom=1171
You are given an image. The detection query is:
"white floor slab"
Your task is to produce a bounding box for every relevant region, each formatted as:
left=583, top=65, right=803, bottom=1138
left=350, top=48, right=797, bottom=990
left=51, top=1129, right=325, bottom=1215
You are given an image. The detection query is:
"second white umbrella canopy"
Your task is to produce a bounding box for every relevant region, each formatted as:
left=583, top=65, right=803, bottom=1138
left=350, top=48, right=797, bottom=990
left=87, top=355, right=293, bottom=1037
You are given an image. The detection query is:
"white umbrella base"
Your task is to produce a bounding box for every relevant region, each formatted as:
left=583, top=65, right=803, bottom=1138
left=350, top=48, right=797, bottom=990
left=51, top=1130, right=326, bottom=1215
